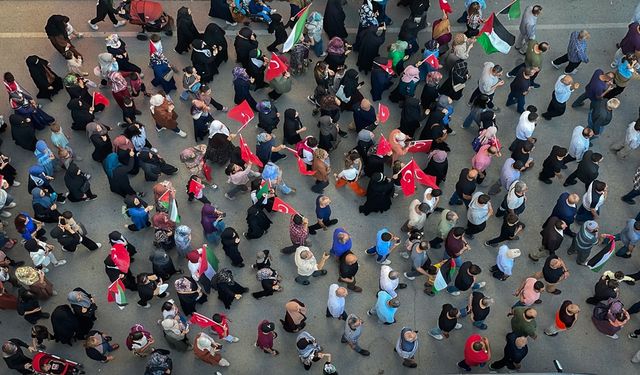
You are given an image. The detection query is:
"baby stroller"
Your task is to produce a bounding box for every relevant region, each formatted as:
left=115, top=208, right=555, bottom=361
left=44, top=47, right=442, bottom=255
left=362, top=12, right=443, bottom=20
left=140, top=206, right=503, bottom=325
left=234, top=0, right=274, bottom=24
left=32, top=352, right=85, bottom=375
left=117, top=0, right=174, bottom=40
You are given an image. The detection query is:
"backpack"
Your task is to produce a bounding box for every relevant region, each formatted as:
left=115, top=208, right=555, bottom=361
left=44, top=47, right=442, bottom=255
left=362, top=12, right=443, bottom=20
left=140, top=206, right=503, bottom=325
left=471, top=135, right=483, bottom=152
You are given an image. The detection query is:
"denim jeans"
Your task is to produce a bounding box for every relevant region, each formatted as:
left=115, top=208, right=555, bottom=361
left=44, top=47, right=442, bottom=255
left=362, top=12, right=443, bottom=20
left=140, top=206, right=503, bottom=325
left=447, top=282, right=482, bottom=293
left=312, top=40, right=324, bottom=57
left=442, top=252, right=462, bottom=267
left=366, top=246, right=389, bottom=263
left=429, top=327, right=443, bottom=337
left=506, top=92, right=526, bottom=113
left=449, top=191, right=470, bottom=207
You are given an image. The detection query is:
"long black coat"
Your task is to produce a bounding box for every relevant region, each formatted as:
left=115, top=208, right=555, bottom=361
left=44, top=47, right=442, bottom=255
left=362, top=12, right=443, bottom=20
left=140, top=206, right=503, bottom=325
left=176, top=7, right=201, bottom=54
left=356, top=28, right=386, bottom=74
left=323, top=0, right=347, bottom=39
left=10, top=114, right=37, bottom=151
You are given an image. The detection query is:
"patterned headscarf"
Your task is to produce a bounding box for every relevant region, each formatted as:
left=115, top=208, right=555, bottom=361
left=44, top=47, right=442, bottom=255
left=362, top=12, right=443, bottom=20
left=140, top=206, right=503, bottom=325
left=401, top=65, right=420, bottom=83
left=425, top=71, right=443, bottom=86
left=232, top=67, right=250, bottom=81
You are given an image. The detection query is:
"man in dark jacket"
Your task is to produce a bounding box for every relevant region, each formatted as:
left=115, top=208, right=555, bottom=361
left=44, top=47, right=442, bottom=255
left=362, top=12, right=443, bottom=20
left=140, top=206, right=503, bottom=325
left=588, top=98, right=619, bottom=136
left=489, top=333, right=529, bottom=371
left=543, top=192, right=579, bottom=236
left=564, top=150, right=602, bottom=189
left=530, top=217, right=566, bottom=261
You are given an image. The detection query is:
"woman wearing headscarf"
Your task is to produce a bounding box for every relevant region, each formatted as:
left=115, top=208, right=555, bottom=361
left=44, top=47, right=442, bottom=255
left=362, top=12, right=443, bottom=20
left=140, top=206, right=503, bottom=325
left=139, top=148, right=178, bottom=182
left=354, top=0, right=378, bottom=50
left=34, top=140, right=57, bottom=177
left=256, top=100, right=280, bottom=133
left=444, top=33, right=474, bottom=72
left=97, top=52, right=117, bottom=87
left=256, top=132, right=287, bottom=165
left=389, top=65, right=420, bottom=103
left=193, top=332, right=230, bottom=368
left=440, top=58, right=470, bottom=101
left=209, top=0, right=236, bottom=25
left=68, top=288, right=97, bottom=339
left=175, top=7, right=201, bottom=54
left=200, top=203, right=225, bottom=246
left=318, top=116, right=340, bottom=152
left=281, top=299, right=307, bottom=332
left=174, top=225, right=192, bottom=257
left=124, top=195, right=151, bottom=231
left=150, top=94, right=187, bottom=137
left=212, top=268, right=248, bottom=309
left=234, top=27, right=258, bottom=68
left=44, top=15, right=81, bottom=58
left=152, top=212, right=176, bottom=251
left=424, top=150, right=449, bottom=186
left=31, top=188, right=62, bottom=223
left=221, top=227, right=244, bottom=267
left=432, top=11, right=453, bottom=55
left=64, top=162, right=96, bottom=202
left=418, top=39, right=440, bottom=81
left=323, top=0, right=347, bottom=39
left=203, top=23, right=229, bottom=66
left=324, top=37, right=349, bottom=72
left=10, top=91, right=55, bottom=130
left=0, top=153, right=18, bottom=188
left=90, top=128, right=112, bottom=162
left=370, top=57, right=395, bottom=102
left=105, top=150, right=139, bottom=197
left=356, top=26, right=386, bottom=74
left=398, top=17, right=420, bottom=56
left=205, top=121, right=236, bottom=165
left=389, top=40, right=409, bottom=72
left=160, top=316, right=191, bottom=352
left=399, top=97, right=426, bottom=138
left=149, top=52, right=178, bottom=93
left=283, top=109, right=306, bottom=145
left=245, top=205, right=272, bottom=240
left=175, top=276, right=207, bottom=316
left=25, top=56, right=63, bottom=101
left=191, top=39, right=217, bottom=83
left=247, top=49, right=268, bottom=90
left=66, top=97, right=95, bottom=131
left=356, top=129, right=375, bottom=160
left=105, top=34, right=141, bottom=75
left=9, top=114, right=37, bottom=151
left=51, top=303, right=83, bottom=345
left=336, top=69, right=363, bottom=111
left=359, top=172, right=394, bottom=215
left=232, top=66, right=256, bottom=109
left=15, top=266, right=54, bottom=300
left=149, top=249, right=180, bottom=281
left=421, top=71, right=443, bottom=111
left=389, top=129, right=409, bottom=164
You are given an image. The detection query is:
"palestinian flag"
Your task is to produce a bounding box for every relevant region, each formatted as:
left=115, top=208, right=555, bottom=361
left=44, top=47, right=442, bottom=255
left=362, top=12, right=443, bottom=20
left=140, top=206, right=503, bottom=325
left=499, top=0, right=522, bottom=20
left=283, top=4, right=311, bottom=52
left=107, top=279, right=128, bottom=309
left=168, top=196, right=180, bottom=224
left=157, top=190, right=170, bottom=211
left=432, top=258, right=457, bottom=293
left=256, top=180, right=270, bottom=200
left=587, top=235, right=616, bottom=272
left=477, top=13, right=515, bottom=55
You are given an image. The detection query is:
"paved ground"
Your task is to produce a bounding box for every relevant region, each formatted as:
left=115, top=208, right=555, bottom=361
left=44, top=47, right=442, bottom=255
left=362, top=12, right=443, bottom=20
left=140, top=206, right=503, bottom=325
left=0, top=0, right=639, bottom=374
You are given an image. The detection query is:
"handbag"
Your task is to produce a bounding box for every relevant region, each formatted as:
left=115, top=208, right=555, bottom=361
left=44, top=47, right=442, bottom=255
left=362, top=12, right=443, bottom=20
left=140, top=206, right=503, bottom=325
left=453, top=82, right=466, bottom=92
left=163, top=69, right=174, bottom=82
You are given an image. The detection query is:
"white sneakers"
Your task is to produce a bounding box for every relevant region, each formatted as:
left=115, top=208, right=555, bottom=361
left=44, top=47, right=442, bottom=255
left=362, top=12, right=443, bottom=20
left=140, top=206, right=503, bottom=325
left=88, top=20, right=126, bottom=30
left=54, top=260, right=67, bottom=267
left=114, top=20, right=127, bottom=28
left=88, top=21, right=98, bottom=30
left=177, top=130, right=187, bottom=138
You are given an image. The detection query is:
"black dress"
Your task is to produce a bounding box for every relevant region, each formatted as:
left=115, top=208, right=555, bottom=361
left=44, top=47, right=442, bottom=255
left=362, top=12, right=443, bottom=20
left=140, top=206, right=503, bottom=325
left=398, top=97, right=425, bottom=138
left=221, top=227, right=244, bottom=267
left=177, top=277, right=207, bottom=315
left=283, top=109, right=303, bottom=145
left=69, top=288, right=97, bottom=339
left=323, top=0, right=347, bottom=39
left=51, top=304, right=80, bottom=345
left=359, top=176, right=394, bottom=215
left=234, top=28, right=258, bottom=68
left=356, top=27, right=385, bottom=74
left=203, top=23, right=228, bottom=64
left=209, top=0, right=234, bottom=22
left=64, top=162, right=92, bottom=201
left=364, top=154, right=386, bottom=177
left=9, top=114, right=37, bottom=151
left=25, top=55, right=63, bottom=100
left=90, top=134, right=112, bottom=162
left=67, top=98, right=95, bottom=130
left=110, top=157, right=137, bottom=197
left=175, top=7, right=201, bottom=54
left=245, top=205, right=272, bottom=239
left=424, top=158, right=448, bottom=186
left=216, top=280, right=248, bottom=309
left=149, top=249, right=179, bottom=280
left=191, top=39, right=216, bottom=83
left=104, top=254, right=137, bottom=291
left=440, top=60, right=469, bottom=101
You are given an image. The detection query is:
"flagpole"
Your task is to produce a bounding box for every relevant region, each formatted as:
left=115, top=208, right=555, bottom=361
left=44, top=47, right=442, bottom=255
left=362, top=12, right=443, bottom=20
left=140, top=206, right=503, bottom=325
left=498, top=0, right=517, bottom=15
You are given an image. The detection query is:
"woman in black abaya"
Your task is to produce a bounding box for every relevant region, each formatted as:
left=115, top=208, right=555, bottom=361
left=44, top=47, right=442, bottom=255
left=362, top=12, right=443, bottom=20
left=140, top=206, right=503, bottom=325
left=398, top=97, right=426, bottom=139
left=25, top=56, right=63, bottom=101
left=191, top=39, right=217, bottom=83
left=359, top=172, right=394, bottom=215
left=323, top=0, right=347, bottom=39
left=9, top=114, right=37, bottom=152
left=356, top=26, right=386, bottom=75
left=66, top=98, right=95, bottom=131
left=51, top=304, right=80, bottom=345
left=203, top=23, right=228, bottom=65
left=209, top=0, right=236, bottom=24
left=234, top=27, right=259, bottom=68
left=64, top=162, right=96, bottom=202
left=245, top=205, right=272, bottom=240
left=175, top=7, right=201, bottom=54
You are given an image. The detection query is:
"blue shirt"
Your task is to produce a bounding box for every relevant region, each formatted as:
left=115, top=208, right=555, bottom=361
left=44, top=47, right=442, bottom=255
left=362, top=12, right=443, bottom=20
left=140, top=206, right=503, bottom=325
left=376, top=228, right=392, bottom=256
left=375, top=291, right=397, bottom=323
left=551, top=192, right=577, bottom=224
left=500, top=158, right=521, bottom=190
left=553, top=75, right=573, bottom=103
left=620, top=219, right=640, bottom=246
left=315, top=196, right=331, bottom=222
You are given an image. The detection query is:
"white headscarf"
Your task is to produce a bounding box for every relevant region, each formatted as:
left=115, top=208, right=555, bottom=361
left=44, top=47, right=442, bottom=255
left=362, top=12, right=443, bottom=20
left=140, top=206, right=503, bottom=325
left=208, top=120, right=230, bottom=138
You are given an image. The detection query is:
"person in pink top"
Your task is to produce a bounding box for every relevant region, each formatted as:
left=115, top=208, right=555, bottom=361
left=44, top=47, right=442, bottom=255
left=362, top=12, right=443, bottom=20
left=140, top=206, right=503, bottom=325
left=512, top=277, right=545, bottom=310
left=389, top=129, right=409, bottom=164
left=471, top=144, right=500, bottom=184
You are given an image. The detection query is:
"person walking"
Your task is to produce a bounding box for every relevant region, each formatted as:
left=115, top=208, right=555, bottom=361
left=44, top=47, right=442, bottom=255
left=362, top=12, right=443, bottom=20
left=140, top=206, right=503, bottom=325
left=513, top=277, right=545, bottom=308
left=515, top=5, right=543, bottom=54
left=395, top=328, right=419, bottom=368
left=533, top=254, right=570, bottom=295
left=567, top=220, right=603, bottom=265
left=552, top=30, right=590, bottom=74
left=468, top=62, right=504, bottom=110
left=490, top=246, right=521, bottom=281
left=326, top=284, right=348, bottom=320
left=571, top=69, right=614, bottom=108
left=447, top=261, right=486, bottom=296
left=485, top=212, right=525, bottom=247
left=403, top=240, right=430, bottom=281
left=545, top=193, right=580, bottom=236
left=458, top=334, right=491, bottom=372
left=461, top=292, right=493, bottom=330
left=365, top=228, right=400, bottom=265
left=449, top=168, right=478, bottom=207
left=465, top=192, right=493, bottom=239
left=564, top=151, right=602, bottom=188
left=507, top=41, right=549, bottom=88
left=489, top=333, right=529, bottom=371
left=429, top=304, right=462, bottom=340
left=505, top=67, right=537, bottom=114
left=610, top=119, right=640, bottom=159
left=495, top=181, right=527, bottom=218
left=341, top=314, right=370, bottom=356
left=587, top=98, right=619, bottom=137
left=511, top=307, right=538, bottom=339
left=564, top=126, right=593, bottom=164
left=338, top=252, right=363, bottom=292
left=367, top=290, right=400, bottom=324
left=542, top=75, right=580, bottom=120
left=88, top=0, right=126, bottom=30
left=294, top=246, right=329, bottom=285
left=544, top=300, right=580, bottom=336
left=380, top=265, right=407, bottom=298
left=530, top=217, right=567, bottom=261
left=621, top=166, right=640, bottom=204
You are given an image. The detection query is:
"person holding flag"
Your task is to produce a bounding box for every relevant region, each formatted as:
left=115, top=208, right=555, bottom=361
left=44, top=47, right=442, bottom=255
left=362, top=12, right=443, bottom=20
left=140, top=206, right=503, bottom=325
left=186, top=175, right=210, bottom=205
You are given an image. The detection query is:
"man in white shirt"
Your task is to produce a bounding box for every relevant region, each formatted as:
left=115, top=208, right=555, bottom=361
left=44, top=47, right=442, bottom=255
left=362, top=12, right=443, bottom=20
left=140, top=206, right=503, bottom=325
left=379, top=265, right=407, bottom=298
left=610, top=120, right=640, bottom=159
left=402, top=200, right=430, bottom=233
left=468, top=62, right=505, bottom=111
left=294, top=246, right=329, bottom=285
left=510, top=109, right=539, bottom=153
left=326, top=284, right=349, bottom=320
left=565, top=126, right=593, bottom=164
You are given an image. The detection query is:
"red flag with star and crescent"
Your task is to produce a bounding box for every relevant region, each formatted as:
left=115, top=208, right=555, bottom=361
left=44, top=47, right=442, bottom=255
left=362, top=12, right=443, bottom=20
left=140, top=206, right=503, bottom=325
left=110, top=244, right=130, bottom=273
left=238, top=135, right=264, bottom=167
left=266, top=53, right=288, bottom=81
left=374, top=59, right=395, bottom=75
left=378, top=103, right=390, bottom=123
left=439, top=0, right=453, bottom=13
left=376, top=134, right=392, bottom=156
left=272, top=197, right=298, bottom=215
left=228, top=100, right=255, bottom=126
left=407, top=140, right=433, bottom=153
left=414, top=166, right=439, bottom=189
left=423, top=54, right=441, bottom=69
left=399, top=159, right=417, bottom=196
left=190, top=312, right=216, bottom=328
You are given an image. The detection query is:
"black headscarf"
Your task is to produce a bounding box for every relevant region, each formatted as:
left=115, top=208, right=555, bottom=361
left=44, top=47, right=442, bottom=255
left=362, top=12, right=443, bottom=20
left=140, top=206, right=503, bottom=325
left=341, top=69, right=360, bottom=98
left=45, top=15, right=69, bottom=38
left=203, top=22, right=228, bottom=63
left=399, top=97, right=424, bottom=138
left=9, top=114, right=37, bottom=151
left=176, top=7, right=200, bottom=54
left=64, top=162, right=88, bottom=200
left=283, top=108, right=302, bottom=145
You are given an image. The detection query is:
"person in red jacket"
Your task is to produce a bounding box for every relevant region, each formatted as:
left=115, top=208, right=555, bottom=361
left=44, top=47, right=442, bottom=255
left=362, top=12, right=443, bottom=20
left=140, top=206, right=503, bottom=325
left=458, top=334, right=491, bottom=372
left=209, top=313, right=239, bottom=343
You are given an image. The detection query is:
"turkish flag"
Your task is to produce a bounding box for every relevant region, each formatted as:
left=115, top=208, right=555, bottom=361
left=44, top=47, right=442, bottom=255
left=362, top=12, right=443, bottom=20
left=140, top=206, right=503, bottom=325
left=378, top=103, right=390, bottom=123
left=376, top=134, right=392, bottom=156
left=423, top=54, right=440, bottom=69
left=399, top=160, right=417, bottom=196
left=190, top=312, right=216, bottom=328
left=197, top=245, right=208, bottom=276
left=272, top=197, right=298, bottom=215
left=228, top=100, right=255, bottom=126
left=407, top=140, right=433, bottom=153
left=374, top=59, right=395, bottom=75
left=111, top=244, right=130, bottom=273
left=439, top=0, right=453, bottom=14
left=296, top=156, right=316, bottom=176
left=266, top=53, right=288, bottom=81
left=238, top=135, right=264, bottom=167
left=414, top=166, right=439, bottom=189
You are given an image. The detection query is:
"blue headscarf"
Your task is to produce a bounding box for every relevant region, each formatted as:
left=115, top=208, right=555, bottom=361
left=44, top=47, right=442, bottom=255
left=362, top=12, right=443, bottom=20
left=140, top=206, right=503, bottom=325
left=102, top=153, right=121, bottom=179
left=28, top=165, right=47, bottom=187
left=31, top=187, right=54, bottom=208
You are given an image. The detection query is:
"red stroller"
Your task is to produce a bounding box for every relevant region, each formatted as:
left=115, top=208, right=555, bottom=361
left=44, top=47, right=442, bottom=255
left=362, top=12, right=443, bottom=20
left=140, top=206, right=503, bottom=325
left=31, top=352, right=85, bottom=375
left=117, top=0, right=174, bottom=40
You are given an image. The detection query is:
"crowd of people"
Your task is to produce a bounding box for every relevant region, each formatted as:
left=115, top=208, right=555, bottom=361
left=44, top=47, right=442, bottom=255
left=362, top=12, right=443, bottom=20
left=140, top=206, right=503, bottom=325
left=1, top=0, right=640, bottom=374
